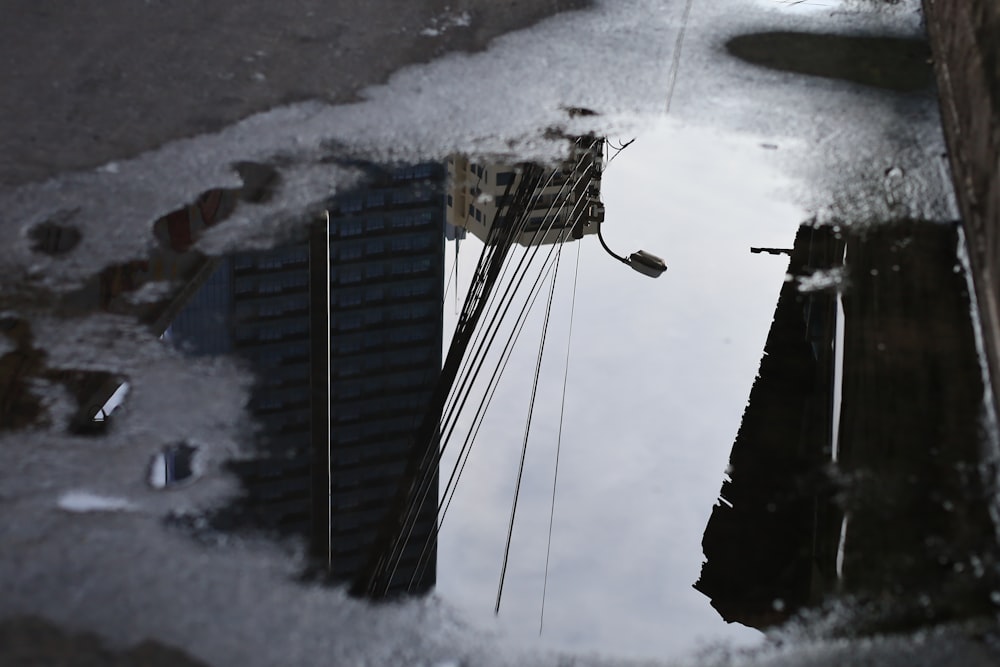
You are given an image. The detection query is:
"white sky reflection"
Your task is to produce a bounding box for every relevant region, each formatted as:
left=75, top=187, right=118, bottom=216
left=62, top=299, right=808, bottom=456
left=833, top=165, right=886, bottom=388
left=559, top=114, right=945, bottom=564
left=438, top=120, right=804, bottom=658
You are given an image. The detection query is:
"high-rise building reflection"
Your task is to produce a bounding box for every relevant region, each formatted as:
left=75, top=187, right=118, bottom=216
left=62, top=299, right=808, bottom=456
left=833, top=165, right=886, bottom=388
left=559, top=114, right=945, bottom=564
left=168, top=162, right=447, bottom=594
left=79, top=141, right=606, bottom=598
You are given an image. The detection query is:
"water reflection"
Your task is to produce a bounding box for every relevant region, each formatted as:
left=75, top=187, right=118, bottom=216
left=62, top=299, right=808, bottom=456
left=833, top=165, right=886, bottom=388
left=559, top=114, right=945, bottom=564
left=164, top=160, right=449, bottom=594
left=155, top=137, right=608, bottom=597
left=149, top=443, right=200, bottom=489
left=2, top=139, right=997, bottom=655
left=697, top=220, right=1000, bottom=633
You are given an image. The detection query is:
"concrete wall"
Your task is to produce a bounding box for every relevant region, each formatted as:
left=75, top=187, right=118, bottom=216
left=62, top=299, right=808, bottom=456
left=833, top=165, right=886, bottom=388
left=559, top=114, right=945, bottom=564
left=923, top=0, right=1000, bottom=410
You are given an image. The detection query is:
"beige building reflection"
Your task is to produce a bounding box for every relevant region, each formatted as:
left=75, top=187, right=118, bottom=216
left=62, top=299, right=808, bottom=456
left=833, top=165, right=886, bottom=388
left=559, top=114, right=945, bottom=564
left=446, top=137, right=605, bottom=246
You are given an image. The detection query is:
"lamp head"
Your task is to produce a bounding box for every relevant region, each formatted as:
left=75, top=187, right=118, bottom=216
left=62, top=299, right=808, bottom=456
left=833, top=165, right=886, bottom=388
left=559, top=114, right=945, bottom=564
left=627, top=250, right=667, bottom=278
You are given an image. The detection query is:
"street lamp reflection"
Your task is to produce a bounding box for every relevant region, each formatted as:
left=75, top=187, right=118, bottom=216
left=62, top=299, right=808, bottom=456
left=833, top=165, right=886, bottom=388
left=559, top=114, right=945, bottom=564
left=597, top=220, right=667, bottom=278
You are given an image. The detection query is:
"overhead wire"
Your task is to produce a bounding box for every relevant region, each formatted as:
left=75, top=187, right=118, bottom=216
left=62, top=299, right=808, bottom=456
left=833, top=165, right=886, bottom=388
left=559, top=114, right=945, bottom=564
left=354, top=167, right=531, bottom=596
left=606, top=138, right=636, bottom=166
left=400, top=154, right=601, bottom=587
left=396, top=146, right=602, bottom=591
left=436, top=140, right=600, bottom=452
left=408, top=203, right=583, bottom=588
left=401, top=152, right=591, bottom=510
left=401, top=143, right=602, bottom=591
left=438, top=142, right=600, bottom=440
left=495, top=234, right=563, bottom=615
left=370, top=138, right=605, bottom=595
left=401, top=134, right=628, bottom=604
left=439, top=148, right=594, bottom=429
left=407, top=237, right=565, bottom=590
left=539, top=240, right=582, bottom=635
left=369, top=164, right=549, bottom=593
left=389, top=168, right=587, bottom=592
left=665, top=0, right=695, bottom=114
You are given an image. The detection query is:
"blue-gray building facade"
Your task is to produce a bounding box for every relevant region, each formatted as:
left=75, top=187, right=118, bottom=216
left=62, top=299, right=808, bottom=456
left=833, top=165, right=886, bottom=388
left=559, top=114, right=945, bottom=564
left=168, top=162, right=446, bottom=594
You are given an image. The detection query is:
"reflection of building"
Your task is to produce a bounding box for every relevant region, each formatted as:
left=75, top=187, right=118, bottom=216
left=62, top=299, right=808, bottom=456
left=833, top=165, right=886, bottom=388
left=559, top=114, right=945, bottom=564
left=446, top=137, right=604, bottom=246
left=695, top=221, right=999, bottom=631
left=172, top=242, right=317, bottom=533
left=324, top=163, right=444, bottom=593
left=694, top=225, right=842, bottom=629
left=168, top=162, right=446, bottom=595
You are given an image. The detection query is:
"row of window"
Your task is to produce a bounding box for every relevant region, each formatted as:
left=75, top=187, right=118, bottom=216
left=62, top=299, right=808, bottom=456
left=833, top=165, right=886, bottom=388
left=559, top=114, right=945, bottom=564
left=331, top=459, right=414, bottom=491
left=236, top=293, right=310, bottom=320
left=244, top=341, right=310, bottom=365
left=329, top=475, right=413, bottom=511
left=250, top=475, right=310, bottom=502
left=333, top=415, right=420, bottom=445
left=329, top=509, right=382, bottom=535
left=334, top=233, right=436, bottom=261
left=330, top=434, right=420, bottom=460
left=242, top=456, right=311, bottom=480
left=333, top=210, right=440, bottom=238
left=334, top=370, right=434, bottom=396
left=332, top=277, right=438, bottom=309
left=233, top=245, right=309, bottom=272
left=332, top=257, right=435, bottom=284
left=334, top=371, right=434, bottom=399
left=332, top=347, right=434, bottom=380
left=465, top=164, right=518, bottom=187
left=332, top=323, right=438, bottom=356
left=236, top=319, right=309, bottom=344
left=257, top=364, right=310, bottom=389
left=251, top=386, right=311, bottom=413
left=255, top=407, right=311, bottom=432
left=234, top=271, right=309, bottom=296
left=334, top=377, right=429, bottom=401
left=392, top=163, right=437, bottom=181
left=334, top=187, right=441, bottom=215
left=333, top=304, right=437, bottom=332
left=230, top=255, right=442, bottom=298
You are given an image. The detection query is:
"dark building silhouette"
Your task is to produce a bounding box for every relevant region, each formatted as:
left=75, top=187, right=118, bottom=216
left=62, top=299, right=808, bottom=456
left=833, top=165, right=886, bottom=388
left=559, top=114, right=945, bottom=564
left=167, top=162, right=447, bottom=594
left=694, top=225, right=843, bottom=629
left=695, top=221, right=1000, bottom=632
left=323, top=162, right=445, bottom=592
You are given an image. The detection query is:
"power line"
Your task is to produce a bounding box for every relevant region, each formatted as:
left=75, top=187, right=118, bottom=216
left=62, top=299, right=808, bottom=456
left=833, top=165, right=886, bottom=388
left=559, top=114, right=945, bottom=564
left=540, top=240, right=581, bottom=635
left=406, top=161, right=602, bottom=588
left=408, top=244, right=564, bottom=590
left=350, top=165, right=533, bottom=597
left=403, top=142, right=603, bottom=592
left=398, top=172, right=590, bottom=592
left=496, top=238, right=563, bottom=615
left=360, top=137, right=605, bottom=597
left=439, top=145, right=598, bottom=431
left=377, top=167, right=550, bottom=592
left=368, top=161, right=573, bottom=595
left=665, top=0, right=695, bottom=114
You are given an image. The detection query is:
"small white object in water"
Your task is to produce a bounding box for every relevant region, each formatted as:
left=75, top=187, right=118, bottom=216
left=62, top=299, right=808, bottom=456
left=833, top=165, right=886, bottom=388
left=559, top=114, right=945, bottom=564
left=58, top=491, right=136, bottom=513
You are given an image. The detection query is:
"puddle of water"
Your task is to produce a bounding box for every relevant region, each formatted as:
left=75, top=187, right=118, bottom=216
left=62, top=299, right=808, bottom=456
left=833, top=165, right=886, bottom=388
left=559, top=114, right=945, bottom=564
left=5, top=123, right=994, bottom=660
left=0, top=1, right=995, bottom=664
